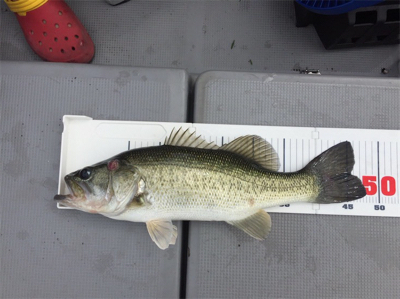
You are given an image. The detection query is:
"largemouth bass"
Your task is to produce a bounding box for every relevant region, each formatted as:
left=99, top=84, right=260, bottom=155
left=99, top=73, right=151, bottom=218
left=54, top=128, right=366, bottom=249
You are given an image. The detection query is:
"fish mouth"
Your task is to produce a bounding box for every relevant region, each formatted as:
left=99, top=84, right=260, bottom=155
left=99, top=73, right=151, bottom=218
left=53, top=175, right=86, bottom=205
left=54, top=194, right=72, bottom=201
left=53, top=193, right=76, bottom=209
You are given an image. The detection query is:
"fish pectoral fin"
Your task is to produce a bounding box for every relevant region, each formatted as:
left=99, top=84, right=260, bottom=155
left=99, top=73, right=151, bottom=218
left=146, top=220, right=178, bottom=250
left=219, top=136, right=280, bottom=171
left=227, top=210, right=272, bottom=240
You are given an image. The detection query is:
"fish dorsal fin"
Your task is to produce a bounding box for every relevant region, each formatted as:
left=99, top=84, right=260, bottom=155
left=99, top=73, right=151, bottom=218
left=165, top=127, right=219, bottom=149
left=146, top=220, right=178, bottom=250
left=227, top=210, right=272, bottom=240
left=220, top=135, right=280, bottom=171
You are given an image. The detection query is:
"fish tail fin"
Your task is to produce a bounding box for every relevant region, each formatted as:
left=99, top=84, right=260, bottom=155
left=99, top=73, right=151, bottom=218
left=304, top=141, right=366, bottom=204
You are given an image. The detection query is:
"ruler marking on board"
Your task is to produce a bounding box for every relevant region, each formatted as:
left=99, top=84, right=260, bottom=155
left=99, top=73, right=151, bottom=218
left=276, top=138, right=279, bottom=165
left=289, top=139, right=292, bottom=172
left=296, top=138, right=298, bottom=167
left=390, top=141, right=392, bottom=175
left=364, top=141, right=367, bottom=175
left=371, top=141, right=374, bottom=174
left=377, top=142, right=381, bottom=204
left=283, top=138, right=286, bottom=172
left=358, top=140, right=361, bottom=180
left=384, top=142, right=387, bottom=175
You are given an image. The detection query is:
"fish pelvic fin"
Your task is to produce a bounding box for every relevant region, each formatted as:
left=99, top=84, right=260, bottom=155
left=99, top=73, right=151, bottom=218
left=305, top=141, right=366, bottom=203
left=220, top=135, right=280, bottom=171
left=227, top=210, right=272, bottom=240
left=146, top=220, right=177, bottom=250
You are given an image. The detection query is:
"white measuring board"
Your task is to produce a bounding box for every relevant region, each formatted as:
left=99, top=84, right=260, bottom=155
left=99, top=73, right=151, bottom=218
left=57, top=116, right=400, bottom=217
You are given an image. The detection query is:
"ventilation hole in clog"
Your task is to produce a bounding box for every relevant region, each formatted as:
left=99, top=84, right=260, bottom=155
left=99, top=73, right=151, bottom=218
left=30, top=30, right=34, bottom=35
left=64, top=36, right=68, bottom=41
left=42, top=19, right=46, bottom=24
left=61, top=49, right=65, bottom=54
left=49, top=48, right=53, bottom=52
left=38, top=41, right=42, bottom=46
left=54, top=37, right=58, bottom=42
left=43, top=32, right=47, bottom=36
left=58, top=11, right=63, bottom=16
left=67, top=23, right=72, bottom=28
left=55, top=23, right=59, bottom=28
left=74, top=35, right=79, bottom=39
left=71, top=47, right=75, bottom=51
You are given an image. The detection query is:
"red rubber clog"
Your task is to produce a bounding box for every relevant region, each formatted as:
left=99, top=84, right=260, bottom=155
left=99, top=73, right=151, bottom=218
left=5, top=0, right=95, bottom=63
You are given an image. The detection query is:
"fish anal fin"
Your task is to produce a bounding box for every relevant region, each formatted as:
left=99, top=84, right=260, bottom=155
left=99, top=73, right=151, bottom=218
left=146, top=220, right=178, bottom=250
left=220, top=135, right=280, bottom=171
left=165, top=127, right=219, bottom=149
left=227, top=210, right=272, bottom=240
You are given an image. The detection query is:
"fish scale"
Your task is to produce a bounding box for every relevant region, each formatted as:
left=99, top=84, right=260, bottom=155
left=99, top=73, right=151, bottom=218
left=117, top=146, right=320, bottom=222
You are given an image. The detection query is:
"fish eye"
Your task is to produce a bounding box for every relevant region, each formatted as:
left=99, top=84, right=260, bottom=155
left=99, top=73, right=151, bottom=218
left=79, top=168, right=92, bottom=180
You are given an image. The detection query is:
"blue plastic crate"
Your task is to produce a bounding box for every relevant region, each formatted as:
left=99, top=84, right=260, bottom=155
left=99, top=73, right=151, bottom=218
left=296, top=0, right=385, bottom=14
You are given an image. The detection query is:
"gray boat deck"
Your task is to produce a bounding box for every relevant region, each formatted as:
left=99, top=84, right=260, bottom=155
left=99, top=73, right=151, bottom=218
left=1, top=0, right=399, bottom=298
